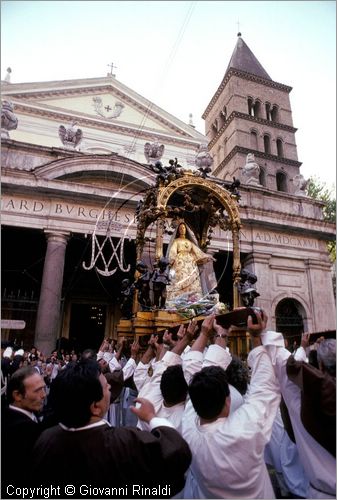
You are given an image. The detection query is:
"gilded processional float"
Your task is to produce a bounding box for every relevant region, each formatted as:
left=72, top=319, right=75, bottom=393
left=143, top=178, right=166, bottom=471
left=116, top=156, right=260, bottom=357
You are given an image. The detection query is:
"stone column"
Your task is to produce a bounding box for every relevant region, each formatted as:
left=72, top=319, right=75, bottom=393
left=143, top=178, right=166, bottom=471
left=35, top=231, right=70, bottom=355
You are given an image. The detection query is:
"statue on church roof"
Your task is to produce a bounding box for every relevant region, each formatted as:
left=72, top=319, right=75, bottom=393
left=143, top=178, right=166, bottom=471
left=195, top=144, right=213, bottom=178
left=293, top=174, right=309, bottom=197
left=1, top=100, right=18, bottom=138
left=4, top=68, right=12, bottom=83
left=144, top=137, right=165, bottom=164
left=242, top=152, right=260, bottom=186
left=58, top=121, right=83, bottom=149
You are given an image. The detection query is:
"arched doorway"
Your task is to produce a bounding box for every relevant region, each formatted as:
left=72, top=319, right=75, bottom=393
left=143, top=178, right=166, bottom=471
left=275, top=298, right=306, bottom=350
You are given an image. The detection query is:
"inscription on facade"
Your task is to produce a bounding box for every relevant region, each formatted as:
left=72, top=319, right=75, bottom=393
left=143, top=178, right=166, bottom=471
left=240, top=229, right=318, bottom=249
left=1, top=197, right=136, bottom=224
left=1, top=196, right=321, bottom=251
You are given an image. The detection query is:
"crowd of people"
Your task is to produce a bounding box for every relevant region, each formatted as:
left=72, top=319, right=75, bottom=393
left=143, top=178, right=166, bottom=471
left=1, top=310, right=336, bottom=499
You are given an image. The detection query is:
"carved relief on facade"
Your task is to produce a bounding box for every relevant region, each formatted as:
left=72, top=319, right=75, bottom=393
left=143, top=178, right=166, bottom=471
left=92, top=97, right=124, bottom=119
left=144, top=137, right=165, bottom=164
left=58, top=121, right=83, bottom=149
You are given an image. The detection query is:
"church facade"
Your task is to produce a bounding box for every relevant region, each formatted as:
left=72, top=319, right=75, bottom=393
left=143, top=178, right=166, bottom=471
left=1, top=36, right=335, bottom=355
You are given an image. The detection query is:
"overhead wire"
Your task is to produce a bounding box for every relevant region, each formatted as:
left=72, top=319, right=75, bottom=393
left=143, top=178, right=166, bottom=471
left=102, top=0, right=197, bottom=216
left=89, top=1, right=197, bottom=282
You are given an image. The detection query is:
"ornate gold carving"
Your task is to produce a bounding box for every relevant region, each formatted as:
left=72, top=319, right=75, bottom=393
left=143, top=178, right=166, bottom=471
left=157, top=175, right=241, bottom=229
left=135, top=170, right=242, bottom=305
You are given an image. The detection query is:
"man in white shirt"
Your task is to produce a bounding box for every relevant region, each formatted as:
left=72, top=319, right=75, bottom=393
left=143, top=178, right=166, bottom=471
left=182, top=313, right=280, bottom=499
left=134, top=323, right=197, bottom=433
left=257, top=316, right=336, bottom=499
left=98, top=337, right=139, bottom=426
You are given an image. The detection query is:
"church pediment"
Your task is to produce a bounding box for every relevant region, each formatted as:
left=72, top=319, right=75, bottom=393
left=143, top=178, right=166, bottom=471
left=3, top=77, right=205, bottom=141
left=31, top=92, right=171, bottom=134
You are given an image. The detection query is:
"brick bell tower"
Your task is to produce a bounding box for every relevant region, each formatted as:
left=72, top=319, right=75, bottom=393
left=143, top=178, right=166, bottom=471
left=203, top=33, right=302, bottom=194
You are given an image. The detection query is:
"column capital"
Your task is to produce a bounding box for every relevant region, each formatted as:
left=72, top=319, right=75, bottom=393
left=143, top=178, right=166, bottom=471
left=44, top=230, right=71, bottom=245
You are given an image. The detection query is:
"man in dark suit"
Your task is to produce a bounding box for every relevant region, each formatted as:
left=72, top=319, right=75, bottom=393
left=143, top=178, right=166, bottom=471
left=30, top=359, right=191, bottom=497
left=1, top=366, right=46, bottom=488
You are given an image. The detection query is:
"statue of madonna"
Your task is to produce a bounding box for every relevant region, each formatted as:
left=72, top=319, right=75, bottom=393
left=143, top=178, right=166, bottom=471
left=166, top=222, right=216, bottom=301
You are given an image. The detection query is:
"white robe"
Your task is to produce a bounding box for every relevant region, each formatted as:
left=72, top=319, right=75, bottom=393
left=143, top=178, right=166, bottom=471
left=136, top=351, right=186, bottom=433
left=182, top=345, right=280, bottom=499
left=104, top=356, right=137, bottom=427
left=133, top=358, right=161, bottom=392
left=265, top=407, right=309, bottom=497
left=262, top=330, right=336, bottom=498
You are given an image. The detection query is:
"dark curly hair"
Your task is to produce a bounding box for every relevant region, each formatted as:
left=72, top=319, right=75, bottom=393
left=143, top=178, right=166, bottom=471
left=49, top=359, right=103, bottom=428
left=188, top=366, right=229, bottom=420
left=225, top=355, right=249, bottom=396
left=160, top=365, right=188, bottom=405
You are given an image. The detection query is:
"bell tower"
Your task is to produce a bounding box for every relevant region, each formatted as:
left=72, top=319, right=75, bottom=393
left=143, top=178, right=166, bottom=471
left=203, top=34, right=302, bottom=194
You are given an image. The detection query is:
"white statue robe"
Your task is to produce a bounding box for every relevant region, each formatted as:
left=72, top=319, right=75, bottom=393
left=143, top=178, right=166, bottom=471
left=167, top=237, right=212, bottom=300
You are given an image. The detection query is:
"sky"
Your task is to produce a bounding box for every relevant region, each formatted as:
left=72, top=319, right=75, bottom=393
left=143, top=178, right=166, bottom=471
left=1, top=0, right=336, bottom=188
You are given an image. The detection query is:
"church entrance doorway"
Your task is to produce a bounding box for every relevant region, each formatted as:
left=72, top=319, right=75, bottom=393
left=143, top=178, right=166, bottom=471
left=68, top=303, right=106, bottom=353
left=275, top=298, right=306, bottom=350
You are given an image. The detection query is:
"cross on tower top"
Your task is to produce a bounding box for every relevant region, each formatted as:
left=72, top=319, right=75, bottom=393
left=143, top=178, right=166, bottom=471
left=237, top=20, right=241, bottom=37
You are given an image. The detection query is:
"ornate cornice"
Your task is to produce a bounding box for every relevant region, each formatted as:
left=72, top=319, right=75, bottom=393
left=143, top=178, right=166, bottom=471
left=208, top=111, right=297, bottom=149
left=240, top=209, right=335, bottom=240
left=10, top=102, right=202, bottom=149
left=203, top=69, right=292, bottom=119
left=213, top=146, right=302, bottom=176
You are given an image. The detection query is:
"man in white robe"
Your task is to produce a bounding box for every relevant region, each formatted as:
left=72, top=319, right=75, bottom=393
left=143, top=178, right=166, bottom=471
left=258, top=324, right=336, bottom=499
left=135, top=323, right=198, bottom=433
left=264, top=333, right=311, bottom=498
left=181, top=313, right=280, bottom=499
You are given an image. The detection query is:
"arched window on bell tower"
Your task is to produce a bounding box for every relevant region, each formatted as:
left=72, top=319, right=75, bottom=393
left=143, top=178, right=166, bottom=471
left=263, top=134, right=271, bottom=154
left=248, top=97, right=254, bottom=116
left=250, top=130, right=258, bottom=150
left=265, top=102, right=272, bottom=121
left=220, top=105, right=227, bottom=126
left=276, top=138, right=284, bottom=158
left=276, top=171, right=287, bottom=192
left=254, top=100, right=262, bottom=118
left=211, top=120, right=218, bottom=139
left=271, top=105, right=279, bottom=122
left=259, top=166, right=266, bottom=186
left=223, top=136, right=228, bottom=156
